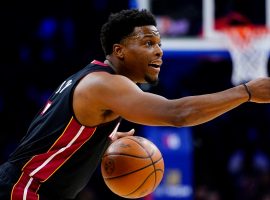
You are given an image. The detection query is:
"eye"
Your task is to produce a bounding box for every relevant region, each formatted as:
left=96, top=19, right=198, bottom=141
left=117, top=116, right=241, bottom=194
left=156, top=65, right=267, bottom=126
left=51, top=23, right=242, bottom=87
left=146, top=41, right=153, bottom=47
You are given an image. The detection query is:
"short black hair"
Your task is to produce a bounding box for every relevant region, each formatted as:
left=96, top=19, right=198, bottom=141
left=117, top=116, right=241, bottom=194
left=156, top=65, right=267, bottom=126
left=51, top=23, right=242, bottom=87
left=100, top=9, right=157, bottom=56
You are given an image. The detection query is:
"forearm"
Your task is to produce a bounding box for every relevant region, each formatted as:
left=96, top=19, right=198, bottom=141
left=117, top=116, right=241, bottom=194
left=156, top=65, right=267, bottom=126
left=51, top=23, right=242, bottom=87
left=172, top=84, right=249, bottom=127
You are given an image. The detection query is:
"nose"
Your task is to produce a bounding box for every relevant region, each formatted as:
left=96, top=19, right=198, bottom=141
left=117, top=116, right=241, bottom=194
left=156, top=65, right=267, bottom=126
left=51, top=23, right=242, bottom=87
left=155, top=44, right=163, bottom=58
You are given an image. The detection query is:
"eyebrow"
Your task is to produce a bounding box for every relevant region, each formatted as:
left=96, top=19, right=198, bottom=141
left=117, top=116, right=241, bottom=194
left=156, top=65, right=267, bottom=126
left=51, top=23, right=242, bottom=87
left=144, top=33, right=157, bottom=37
left=135, top=32, right=160, bottom=38
left=127, top=31, right=160, bottom=41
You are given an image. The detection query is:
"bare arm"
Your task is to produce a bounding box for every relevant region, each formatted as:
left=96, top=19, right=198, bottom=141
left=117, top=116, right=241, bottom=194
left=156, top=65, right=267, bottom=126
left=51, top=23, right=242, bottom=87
left=105, top=80, right=247, bottom=127
left=74, top=72, right=270, bottom=127
left=170, top=77, right=270, bottom=126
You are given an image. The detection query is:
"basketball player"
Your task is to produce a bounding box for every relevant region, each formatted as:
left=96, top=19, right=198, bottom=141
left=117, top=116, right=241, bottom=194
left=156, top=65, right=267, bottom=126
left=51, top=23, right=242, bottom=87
left=1, top=9, right=270, bottom=200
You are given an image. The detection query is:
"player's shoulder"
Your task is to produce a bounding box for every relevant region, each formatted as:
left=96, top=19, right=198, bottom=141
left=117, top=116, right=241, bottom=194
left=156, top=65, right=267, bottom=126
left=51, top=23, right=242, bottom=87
left=78, top=71, right=136, bottom=94
left=87, top=71, right=133, bottom=86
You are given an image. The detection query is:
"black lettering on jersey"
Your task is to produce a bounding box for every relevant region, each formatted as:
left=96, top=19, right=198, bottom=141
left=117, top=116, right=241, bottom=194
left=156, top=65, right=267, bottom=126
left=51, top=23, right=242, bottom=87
left=56, top=79, right=73, bottom=94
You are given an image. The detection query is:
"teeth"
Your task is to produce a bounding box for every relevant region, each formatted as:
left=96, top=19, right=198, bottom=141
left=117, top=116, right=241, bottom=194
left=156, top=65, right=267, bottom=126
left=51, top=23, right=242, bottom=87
left=149, top=64, right=159, bottom=68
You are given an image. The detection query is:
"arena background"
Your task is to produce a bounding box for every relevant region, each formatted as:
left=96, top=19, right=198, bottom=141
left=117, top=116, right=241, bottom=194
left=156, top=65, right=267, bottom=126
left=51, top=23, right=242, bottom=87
left=1, top=1, right=270, bottom=200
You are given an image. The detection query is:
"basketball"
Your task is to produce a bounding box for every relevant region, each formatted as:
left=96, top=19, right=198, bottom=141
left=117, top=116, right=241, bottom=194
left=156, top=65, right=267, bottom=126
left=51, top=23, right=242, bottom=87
left=101, top=136, right=164, bottom=199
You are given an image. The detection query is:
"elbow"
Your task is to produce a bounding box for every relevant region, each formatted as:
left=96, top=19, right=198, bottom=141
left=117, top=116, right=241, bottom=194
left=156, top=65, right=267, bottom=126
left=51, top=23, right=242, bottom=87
left=168, top=109, right=197, bottom=127
left=169, top=114, right=189, bottom=128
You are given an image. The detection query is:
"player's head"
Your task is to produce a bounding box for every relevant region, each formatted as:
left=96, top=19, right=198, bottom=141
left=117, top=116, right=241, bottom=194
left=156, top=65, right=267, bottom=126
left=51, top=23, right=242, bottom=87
left=100, top=9, right=157, bottom=56
left=100, top=9, right=163, bottom=85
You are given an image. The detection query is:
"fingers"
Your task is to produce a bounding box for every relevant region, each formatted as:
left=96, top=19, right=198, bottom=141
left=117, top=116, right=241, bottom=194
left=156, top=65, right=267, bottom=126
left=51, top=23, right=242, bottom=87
left=117, top=129, right=135, bottom=138
left=127, top=128, right=135, bottom=135
left=110, top=129, right=135, bottom=142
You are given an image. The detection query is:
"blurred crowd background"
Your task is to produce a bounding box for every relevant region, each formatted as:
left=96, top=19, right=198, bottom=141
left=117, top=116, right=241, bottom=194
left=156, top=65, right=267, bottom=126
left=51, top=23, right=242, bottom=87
left=1, top=0, right=270, bottom=200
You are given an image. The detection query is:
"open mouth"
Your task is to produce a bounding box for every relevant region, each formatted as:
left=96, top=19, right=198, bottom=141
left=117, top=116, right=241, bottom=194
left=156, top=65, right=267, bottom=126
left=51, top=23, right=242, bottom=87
left=148, top=63, right=160, bottom=68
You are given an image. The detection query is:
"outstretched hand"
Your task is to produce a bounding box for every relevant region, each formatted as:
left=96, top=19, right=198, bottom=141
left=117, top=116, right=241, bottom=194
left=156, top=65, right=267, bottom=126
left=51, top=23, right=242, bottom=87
left=110, top=129, right=135, bottom=142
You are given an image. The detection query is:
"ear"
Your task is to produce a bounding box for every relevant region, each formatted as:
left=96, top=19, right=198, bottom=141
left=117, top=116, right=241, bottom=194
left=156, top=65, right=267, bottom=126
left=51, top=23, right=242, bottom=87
left=113, top=44, right=125, bottom=59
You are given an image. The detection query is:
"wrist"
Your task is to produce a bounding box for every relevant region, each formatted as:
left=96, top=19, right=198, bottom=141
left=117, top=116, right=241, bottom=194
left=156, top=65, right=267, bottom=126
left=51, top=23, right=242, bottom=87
left=243, top=83, right=251, bottom=102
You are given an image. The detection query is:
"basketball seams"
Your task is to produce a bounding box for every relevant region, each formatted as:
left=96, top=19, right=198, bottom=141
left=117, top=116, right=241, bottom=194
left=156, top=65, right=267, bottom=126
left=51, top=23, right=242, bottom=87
left=103, top=156, right=163, bottom=180
left=103, top=153, right=150, bottom=159
left=125, top=136, right=155, bottom=157
left=123, top=170, right=156, bottom=198
left=104, top=137, right=150, bottom=157
left=115, top=165, right=164, bottom=198
left=101, top=136, right=164, bottom=198
left=103, top=162, right=153, bottom=180
left=128, top=137, right=160, bottom=192
left=124, top=136, right=163, bottom=193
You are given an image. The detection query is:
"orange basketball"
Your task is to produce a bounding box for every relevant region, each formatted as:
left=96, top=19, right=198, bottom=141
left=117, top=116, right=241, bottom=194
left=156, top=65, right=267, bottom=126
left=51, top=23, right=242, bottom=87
left=101, top=136, right=164, bottom=199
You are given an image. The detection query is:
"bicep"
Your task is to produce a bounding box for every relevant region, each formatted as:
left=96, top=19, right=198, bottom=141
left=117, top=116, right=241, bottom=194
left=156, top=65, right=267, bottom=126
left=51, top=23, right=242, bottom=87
left=101, top=77, right=176, bottom=126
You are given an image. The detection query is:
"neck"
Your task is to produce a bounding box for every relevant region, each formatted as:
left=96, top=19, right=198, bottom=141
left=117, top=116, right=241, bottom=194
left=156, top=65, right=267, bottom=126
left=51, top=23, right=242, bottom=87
left=104, top=58, right=138, bottom=83
left=104, top=59, right=118, bottom=73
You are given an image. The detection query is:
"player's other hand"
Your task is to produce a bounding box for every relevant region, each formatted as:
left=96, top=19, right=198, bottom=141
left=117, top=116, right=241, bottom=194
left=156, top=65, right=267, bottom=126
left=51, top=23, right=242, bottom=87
left=110, top=129, right=135, bottom=142
left=246, top=77, right=270, bottom=103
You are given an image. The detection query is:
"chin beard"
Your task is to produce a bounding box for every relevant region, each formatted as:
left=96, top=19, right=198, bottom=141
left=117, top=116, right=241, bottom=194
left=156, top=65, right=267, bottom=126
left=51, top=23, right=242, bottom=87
left=145, top=76, right=159, bottom=86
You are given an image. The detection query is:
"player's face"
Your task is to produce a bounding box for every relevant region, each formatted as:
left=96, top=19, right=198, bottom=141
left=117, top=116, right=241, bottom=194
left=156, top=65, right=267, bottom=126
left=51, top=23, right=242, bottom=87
left=121, top=26, right=163, bottom=85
